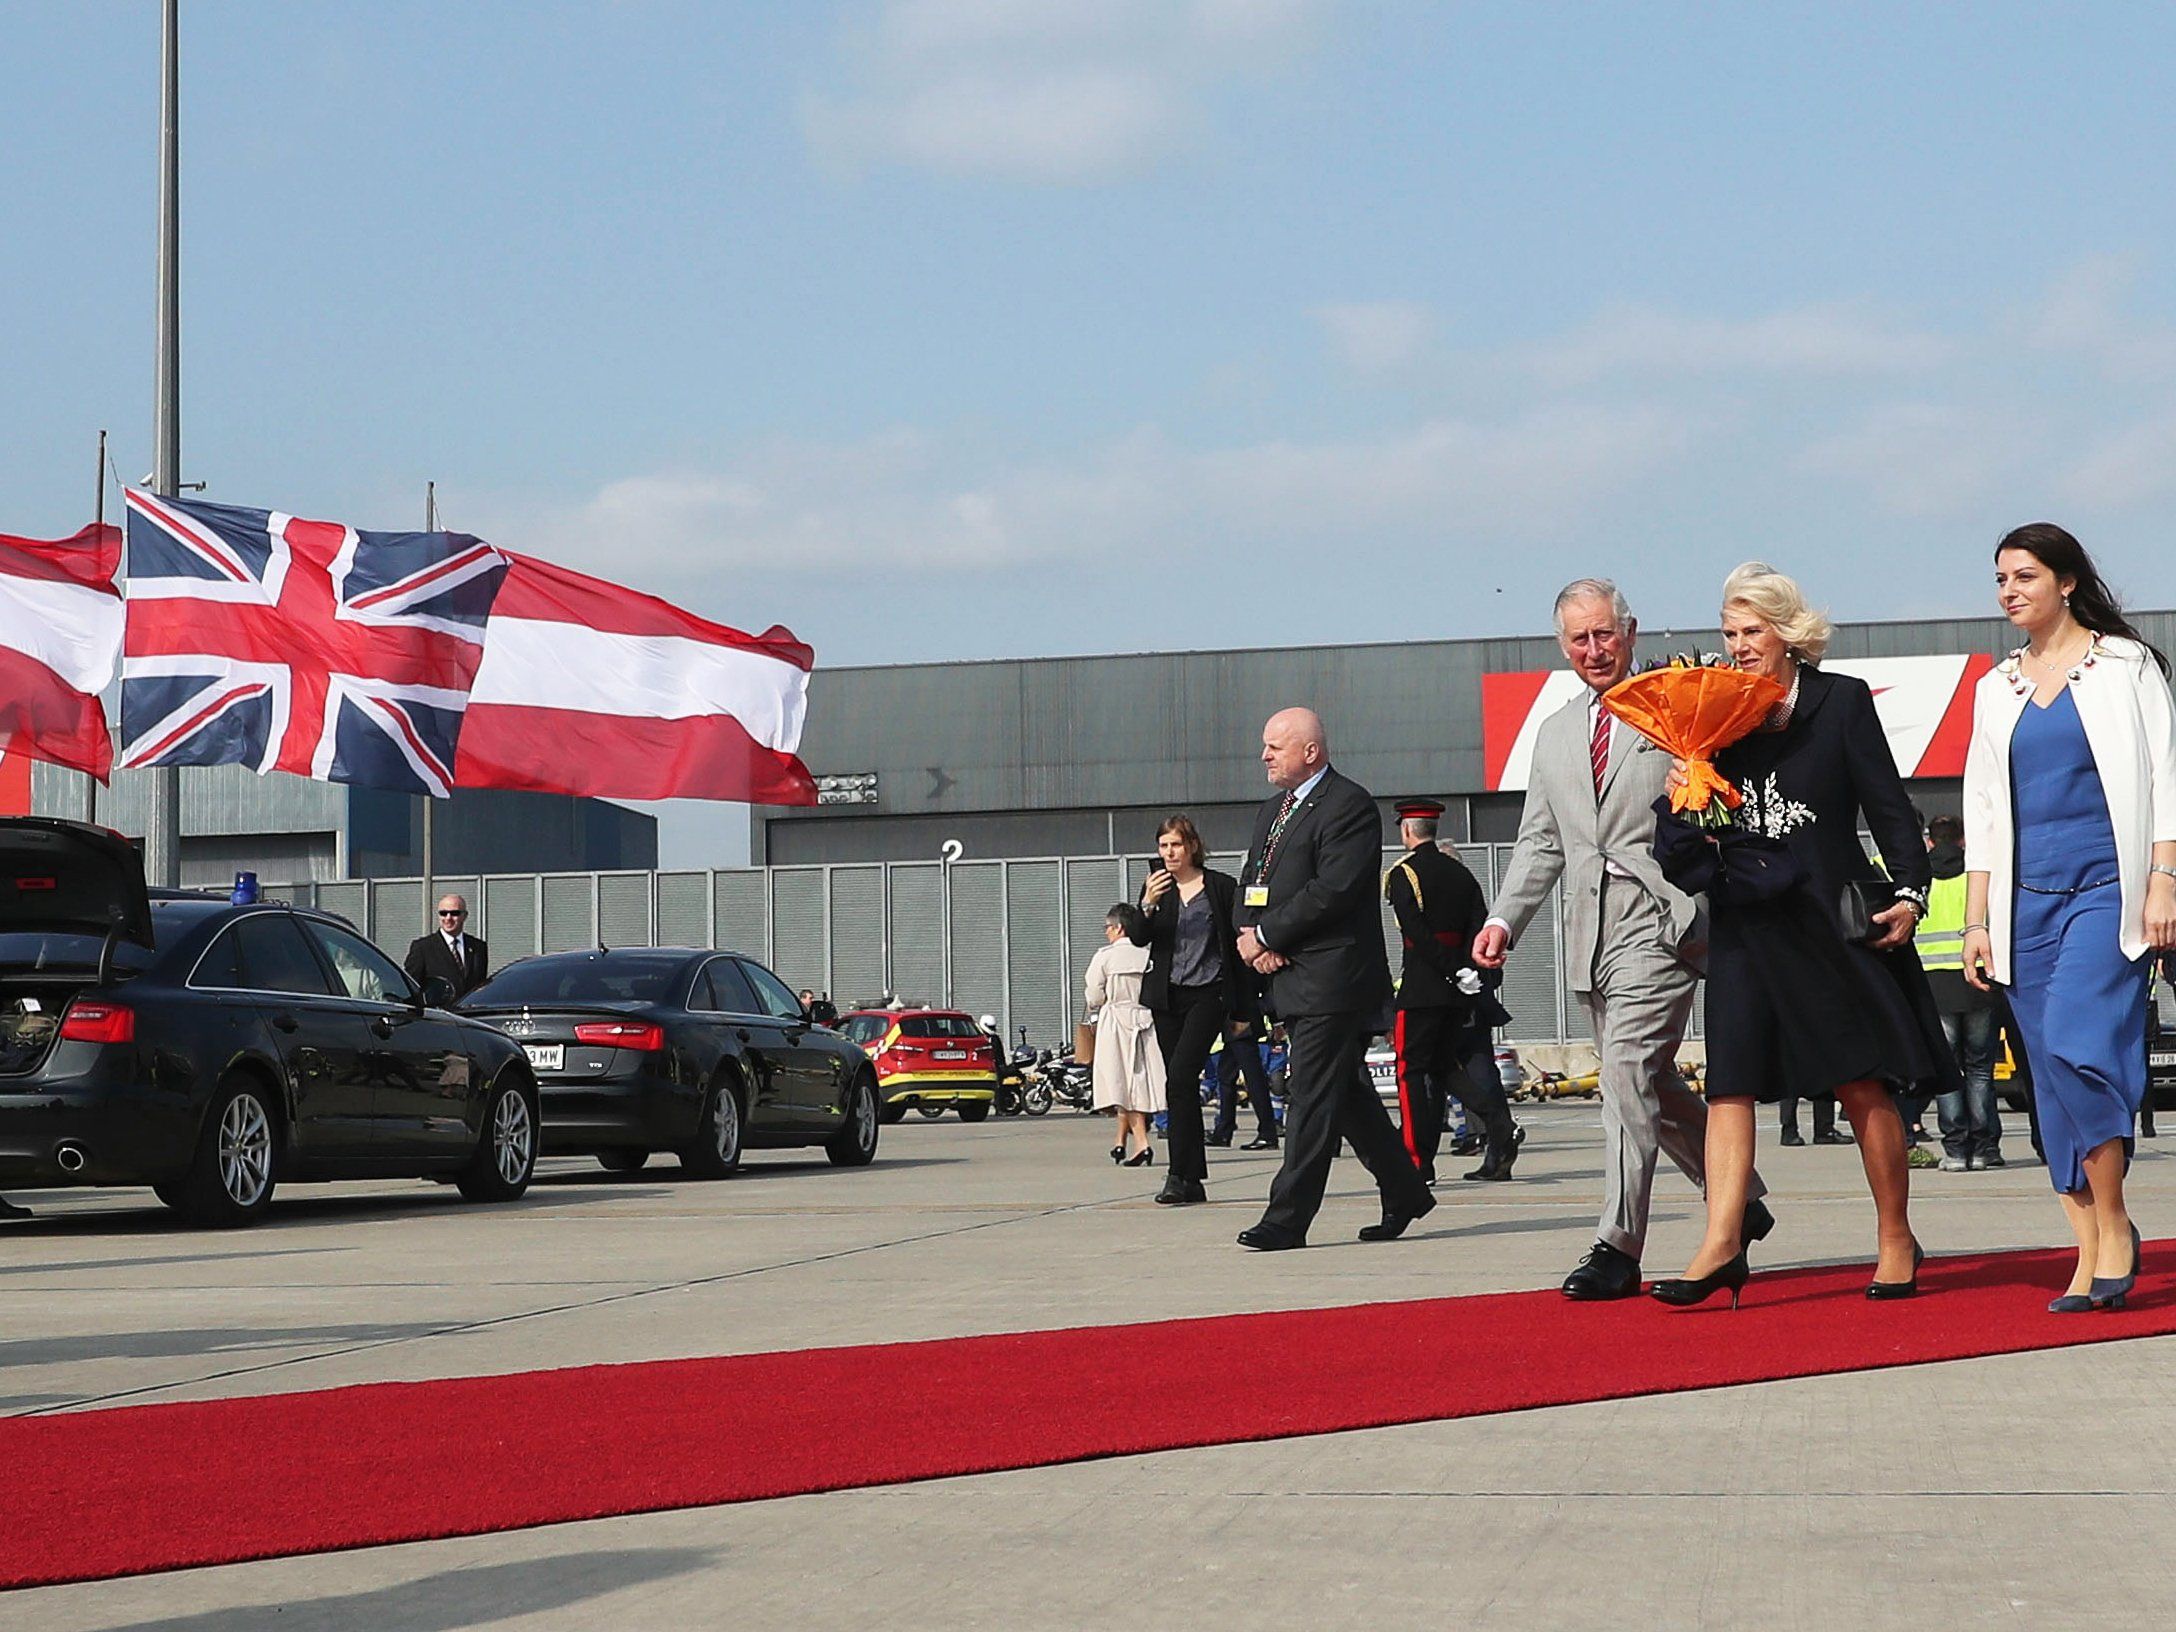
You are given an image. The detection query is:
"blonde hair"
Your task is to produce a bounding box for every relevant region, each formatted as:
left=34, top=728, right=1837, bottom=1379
left=1721, top=561, right=1832, bottom=663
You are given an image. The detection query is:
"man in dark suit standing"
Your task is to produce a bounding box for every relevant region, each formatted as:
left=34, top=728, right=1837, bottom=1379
left=1233, top=708, right=1436, bottom=1251
left=1386, top=798, right=1523, bottom=1185
left=404, top=894, right=489, bottom=1000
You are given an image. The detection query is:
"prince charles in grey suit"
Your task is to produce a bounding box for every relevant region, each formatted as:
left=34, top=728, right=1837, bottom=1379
left=1474, top=579, right=1769, bottom=1298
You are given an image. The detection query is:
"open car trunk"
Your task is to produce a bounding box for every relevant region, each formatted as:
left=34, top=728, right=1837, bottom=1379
left=0, top=818, right=156, bottom=1076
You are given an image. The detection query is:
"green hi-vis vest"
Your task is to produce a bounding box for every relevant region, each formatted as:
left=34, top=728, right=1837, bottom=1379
left=1919, top=872, right=1969, bottom=971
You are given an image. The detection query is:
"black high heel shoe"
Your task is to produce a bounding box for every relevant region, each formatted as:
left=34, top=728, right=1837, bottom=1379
left=1650, top=1251, right=1750, bottom=1310
left=1123, top=1145, right=1155, bottom=1168
left=1110, top=1145, right=1126, bottom=1164
left=2090, top=1222, right=2141, bottom=1311
left=1866, top=1241, right=1925, bottom=1301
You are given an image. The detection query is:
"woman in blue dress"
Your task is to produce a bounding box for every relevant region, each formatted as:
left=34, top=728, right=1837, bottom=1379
left=1962, top=524, right=2176, bottom=1312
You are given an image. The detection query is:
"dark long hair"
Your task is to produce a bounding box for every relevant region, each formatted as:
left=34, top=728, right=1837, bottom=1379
left=1995, top=523, right=2169, bottom=676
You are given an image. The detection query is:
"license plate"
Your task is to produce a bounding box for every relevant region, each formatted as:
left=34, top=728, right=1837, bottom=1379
left=933, top=1049, right=968, bottom=1060
left=524, top=1044, right=564, bottom=1071
left=2152, top=1052, right=2176, bottom=1068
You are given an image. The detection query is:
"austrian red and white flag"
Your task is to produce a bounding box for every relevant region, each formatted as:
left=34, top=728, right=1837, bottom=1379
left=455, top=553, right=817, bottom=805
left=0, top=524, right=122, bottom=779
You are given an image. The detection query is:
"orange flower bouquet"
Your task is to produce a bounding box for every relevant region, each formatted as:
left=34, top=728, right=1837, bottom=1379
left=1601, top=659, right=1787, bottom=827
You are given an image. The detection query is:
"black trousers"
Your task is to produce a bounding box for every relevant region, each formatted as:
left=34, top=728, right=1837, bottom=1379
left=1153, top=983, right=1227, bottom=1184
left=1779, top=1094, right=1838, bottom=1139
left=1393, top=1007, right=1514, bottom=1179
left=1213, top=1015, right=1279, bottom=1141
left=1260, top=1011, right=1432, bottom=1239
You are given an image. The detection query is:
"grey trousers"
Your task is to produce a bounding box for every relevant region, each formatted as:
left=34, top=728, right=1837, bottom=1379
left=1581, top=878, right=1761, bottom=1259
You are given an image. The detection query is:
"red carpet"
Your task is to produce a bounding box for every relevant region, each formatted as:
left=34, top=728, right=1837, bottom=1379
left=5, top=1240, right=2173, bottom=1590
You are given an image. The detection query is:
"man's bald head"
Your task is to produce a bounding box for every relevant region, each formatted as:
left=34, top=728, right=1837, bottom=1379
left=1261, top=707, right=1328, bottom=790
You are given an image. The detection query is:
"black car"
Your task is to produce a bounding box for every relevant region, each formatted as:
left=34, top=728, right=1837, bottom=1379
left=0, top=818, right=540, bottom=1225
left=459, top=948, right=880, bottom=1174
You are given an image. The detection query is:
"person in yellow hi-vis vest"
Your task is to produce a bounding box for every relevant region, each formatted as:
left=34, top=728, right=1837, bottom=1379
left=1920, top=815, right=2004, bottom=1168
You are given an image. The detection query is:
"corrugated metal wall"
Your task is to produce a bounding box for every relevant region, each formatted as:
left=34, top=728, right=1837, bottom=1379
left=277, top=844, right=1598, bottom=1049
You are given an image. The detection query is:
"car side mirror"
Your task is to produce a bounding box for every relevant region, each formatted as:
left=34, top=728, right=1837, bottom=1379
left=420, top=976, right=456, bottom=1010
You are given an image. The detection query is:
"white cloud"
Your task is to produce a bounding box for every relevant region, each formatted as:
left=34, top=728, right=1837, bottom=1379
left=1316, top=300, right=1438, bottom=374
left=1795, top=404, right=2025, bottom=518
left=2026, top=254, right=2176, bottom=380
left=801, top=0, right=1324, bottom=182
left=2062, top=413, right=2176, bottom=508
left=1523, top=300, right=1953, bottom=386
left=483, top=404, right=1696, bottom=602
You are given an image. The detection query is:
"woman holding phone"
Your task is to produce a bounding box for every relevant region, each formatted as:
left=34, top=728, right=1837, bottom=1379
left=1962, top=524, right=2176, bottom=1312
left=1134, top=814, right=1252, bottom=1207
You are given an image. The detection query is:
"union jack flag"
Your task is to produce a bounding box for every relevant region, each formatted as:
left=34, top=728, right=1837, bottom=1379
left=120, top=491, right=510, bottom=796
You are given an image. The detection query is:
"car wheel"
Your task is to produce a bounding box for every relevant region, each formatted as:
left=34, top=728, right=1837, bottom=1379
left=457, top=1075, right=539, bottom=1202
left=680, top=1075, right=744, bottom=1178
left=172, top=1075, right=280, bottom=1226
left=877, top=1099, right=906, bottom=1124
left=915, top=1104, right=948, bottom=1120
left=597, top=1149, right=649, bottom=1173
left=826, top=1071, right=880, bottom=1167
left=957, top=1102, right=990, bottom=1123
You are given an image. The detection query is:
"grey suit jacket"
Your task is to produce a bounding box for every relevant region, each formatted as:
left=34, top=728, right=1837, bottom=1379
left=1488, top=691, right=1703, bottom=994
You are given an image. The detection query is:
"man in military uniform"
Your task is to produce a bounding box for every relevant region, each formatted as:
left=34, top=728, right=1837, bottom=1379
left=1385, top=799, right=1523, bottom=1184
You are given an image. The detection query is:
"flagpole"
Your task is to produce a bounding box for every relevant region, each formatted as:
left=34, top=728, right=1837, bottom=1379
left=143, top=0, right=184, bottom=888
left=420, top=481, right=437, bottom=903
left=87, top=432, right=108, bottom=828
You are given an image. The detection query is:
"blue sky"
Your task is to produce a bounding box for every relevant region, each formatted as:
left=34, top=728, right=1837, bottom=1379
left=7, top=2, right=2176, bottom=863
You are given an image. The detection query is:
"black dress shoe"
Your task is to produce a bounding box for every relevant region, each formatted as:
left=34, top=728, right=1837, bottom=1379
left=1813, top=1129, right=1854, bottom=1146
left=1237, top=1223, right=1304, bottom=1251
left=1778, top=1128, right=1805, bottom=1146
left=1357, top=1191, right=1437, bottom=1242
left=0, top=1196, right=31, bottom=1220
left=1468, top=1124, right=1526, bottom=1181
left=1205, top=1130, right=1233, bottom=1148
left=1241, top=1134, right=1279, bottom=1151
left=1650, top=1250, right=1750, bottom=1310
left=1866, top=1241, right=1926, bottom=1300
left=1155, top=1178, right=1208, bottom=1206
left=1562, top=1240, right=1642, bottom=1300
left=1742, top=1197, right=1776, bottom=1245
left=1447, top=1134, right=1483, bottom=1157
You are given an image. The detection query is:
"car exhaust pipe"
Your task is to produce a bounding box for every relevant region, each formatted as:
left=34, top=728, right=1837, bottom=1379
left=55, top=1142, right=88, bottom=1174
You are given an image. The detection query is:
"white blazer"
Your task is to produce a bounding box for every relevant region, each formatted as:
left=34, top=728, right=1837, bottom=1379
left=1963, top=634, right=2176, bottom=983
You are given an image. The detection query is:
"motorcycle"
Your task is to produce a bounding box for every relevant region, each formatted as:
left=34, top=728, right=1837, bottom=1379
left=994, top=1028, right=1054, bottom=1116
left=1036, top=1047, right=1096, bottom=1113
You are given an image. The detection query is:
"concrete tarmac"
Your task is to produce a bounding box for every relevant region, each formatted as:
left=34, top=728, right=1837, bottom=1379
left=7, top=1103, right=2175, bottom=1630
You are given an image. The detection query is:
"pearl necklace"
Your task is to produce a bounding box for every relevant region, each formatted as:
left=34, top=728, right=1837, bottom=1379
left=2002, top=630, right=2102, bottom=696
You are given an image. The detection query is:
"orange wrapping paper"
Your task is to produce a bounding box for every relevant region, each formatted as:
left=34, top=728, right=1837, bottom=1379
left=1600, top=666, right=1788, bottom=816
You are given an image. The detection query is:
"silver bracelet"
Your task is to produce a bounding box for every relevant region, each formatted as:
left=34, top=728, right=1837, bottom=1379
left=2152, top=864, right=2176, bottom=882
left=1963, top=921, right=1990, bottom=933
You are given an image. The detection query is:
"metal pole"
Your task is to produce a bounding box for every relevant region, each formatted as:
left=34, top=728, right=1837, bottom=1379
left=143, top=0, right=183, bottom=886
left=419, top=481, right=437, bottom=900
left=86, top=433, right=109, bottom=826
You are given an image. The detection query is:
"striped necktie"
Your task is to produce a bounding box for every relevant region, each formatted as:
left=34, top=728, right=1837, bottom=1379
left=1590, top=705, right=1610, bottom=798
left=1257, top=789, right=1300, bottom=877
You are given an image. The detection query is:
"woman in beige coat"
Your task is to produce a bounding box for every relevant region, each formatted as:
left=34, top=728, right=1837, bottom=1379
left=1087, top=904, right=1166, bottom=1165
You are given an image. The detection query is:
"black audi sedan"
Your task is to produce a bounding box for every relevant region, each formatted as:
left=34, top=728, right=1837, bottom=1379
left=458, top=948, right=880, bottom=1174
left=0, top=818, right=539, bottom=1225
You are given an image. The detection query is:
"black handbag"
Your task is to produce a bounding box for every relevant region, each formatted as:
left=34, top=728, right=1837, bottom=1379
left=1838, top=877, right=1899, bottom=943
